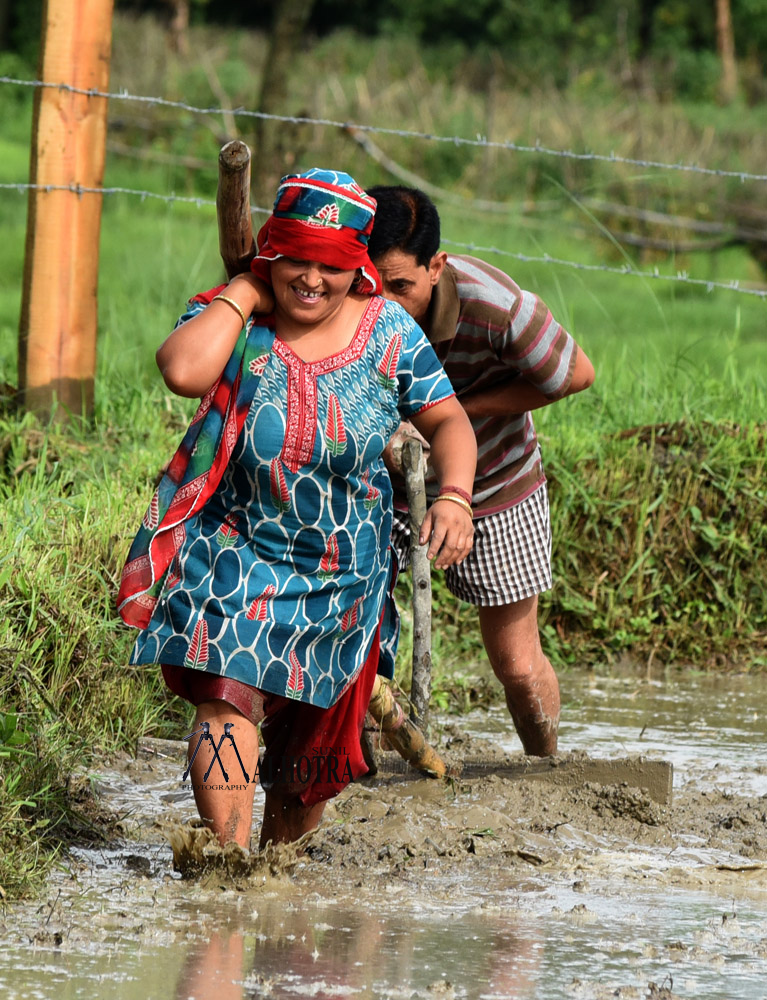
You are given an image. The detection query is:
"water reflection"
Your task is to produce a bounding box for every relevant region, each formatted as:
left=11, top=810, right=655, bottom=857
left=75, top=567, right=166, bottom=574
left=170, top=897, right=541, bottom=1000
left=176, top=931, right=246, bottom=1000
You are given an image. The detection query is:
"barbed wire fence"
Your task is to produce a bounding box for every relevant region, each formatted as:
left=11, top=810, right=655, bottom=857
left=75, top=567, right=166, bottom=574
left=3, top=73, right=767, bottom=300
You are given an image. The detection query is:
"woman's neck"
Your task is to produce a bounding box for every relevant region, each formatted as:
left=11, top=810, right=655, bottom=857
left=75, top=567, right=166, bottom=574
left=275, top=294, right=369, bottom=363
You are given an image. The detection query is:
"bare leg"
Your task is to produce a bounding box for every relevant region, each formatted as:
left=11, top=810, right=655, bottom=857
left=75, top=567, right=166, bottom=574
left=259, top=793, right=326, bottom=849
left=478, top=595, right=560, bottom=756
left=188, top=700, right=261, bottom=848
left=175, top=932, right=245, bottom=1000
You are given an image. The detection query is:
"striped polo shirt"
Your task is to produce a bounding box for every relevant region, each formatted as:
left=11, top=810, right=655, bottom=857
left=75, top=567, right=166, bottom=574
left=401, top=254, right=577, bottom=517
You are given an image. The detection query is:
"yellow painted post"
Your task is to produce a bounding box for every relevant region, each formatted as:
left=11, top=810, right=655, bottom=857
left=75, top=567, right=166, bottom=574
left=18, top=0, right=114, bottom=418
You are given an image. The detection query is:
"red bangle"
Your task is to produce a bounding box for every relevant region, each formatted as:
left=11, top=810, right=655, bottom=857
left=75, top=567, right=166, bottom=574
left=438, top=484, right=472, bottom=505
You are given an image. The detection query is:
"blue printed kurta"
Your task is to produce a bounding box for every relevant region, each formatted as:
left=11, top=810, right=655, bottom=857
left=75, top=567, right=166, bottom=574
left=130, top=297, right=453, bottom=709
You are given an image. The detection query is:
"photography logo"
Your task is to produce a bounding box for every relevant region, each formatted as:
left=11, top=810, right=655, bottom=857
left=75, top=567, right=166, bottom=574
left=183, top=721, right=249, bottom=784
left=180, top=722, right=353, bottom=789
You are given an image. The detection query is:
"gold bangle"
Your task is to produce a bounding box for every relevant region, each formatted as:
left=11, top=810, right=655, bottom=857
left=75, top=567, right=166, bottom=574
left=433, top=494, right=473, bottom=518
left=211, top=293, right=247, bottom=328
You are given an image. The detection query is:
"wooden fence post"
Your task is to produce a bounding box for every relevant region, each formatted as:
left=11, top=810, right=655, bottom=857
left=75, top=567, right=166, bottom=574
left=402, top=437, right=433, bottom=732
left=18, top=0, right=114, bottom=418
left=217, top=140, right=256, bottom=279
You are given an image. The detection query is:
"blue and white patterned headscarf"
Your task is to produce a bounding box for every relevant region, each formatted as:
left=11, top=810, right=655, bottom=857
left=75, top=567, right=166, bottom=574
left=251, top=168, right=381, bottom=294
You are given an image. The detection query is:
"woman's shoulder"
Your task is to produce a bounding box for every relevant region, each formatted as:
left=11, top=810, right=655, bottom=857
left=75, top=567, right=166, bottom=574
left=188, top=284, right=227, bottom=307
left=370, top=296, right=420, bottom=332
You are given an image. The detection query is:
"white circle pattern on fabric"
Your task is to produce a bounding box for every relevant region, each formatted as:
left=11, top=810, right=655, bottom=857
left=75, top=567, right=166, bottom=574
left=130, top=299, right=454, bottom=708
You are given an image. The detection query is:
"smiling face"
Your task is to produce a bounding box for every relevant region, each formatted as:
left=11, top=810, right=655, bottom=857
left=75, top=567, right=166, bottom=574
left=372, top=249, right=447, bottom=325
left=270, top=257, right=358, bottom=327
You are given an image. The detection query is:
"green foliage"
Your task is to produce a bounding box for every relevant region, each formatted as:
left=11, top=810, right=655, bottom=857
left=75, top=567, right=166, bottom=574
left=669, top=49, right=722, bottom=101
left=0, top=391, right=194, bottom=898
left=2, top=0, right=42, bottom=65
left=0, top=702, right=110, bottom=898
left=540, top=420, right=767, bottom=669
left=5, top=0, right=767, bottom=100
left=0, top=709, right=30, bottom=753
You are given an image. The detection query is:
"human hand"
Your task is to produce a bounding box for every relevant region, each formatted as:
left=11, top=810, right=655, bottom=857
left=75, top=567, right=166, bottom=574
left=419, top=499, right=474, bottom=570
left=382, top=421, right=430, bottom=477
left=228, top=273, right=275, bottom=316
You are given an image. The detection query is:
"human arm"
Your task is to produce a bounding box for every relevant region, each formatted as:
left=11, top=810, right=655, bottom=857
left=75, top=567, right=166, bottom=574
left=156, top=273, right=274, bottom=398
left=409, top=396, right=477, bottom=570
left=384, top=342, right=593, bottom=466
left=459, top=344, right=595, bottom=420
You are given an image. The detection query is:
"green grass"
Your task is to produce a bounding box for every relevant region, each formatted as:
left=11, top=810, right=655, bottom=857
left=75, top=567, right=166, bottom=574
left=1, top=16, right=767, bottom=897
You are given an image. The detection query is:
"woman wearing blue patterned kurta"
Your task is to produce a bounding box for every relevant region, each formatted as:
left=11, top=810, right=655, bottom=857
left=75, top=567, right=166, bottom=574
left=119, top=169, right=477, bottom=851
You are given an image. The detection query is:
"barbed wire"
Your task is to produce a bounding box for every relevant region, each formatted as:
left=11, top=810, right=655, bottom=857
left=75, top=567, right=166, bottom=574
left=1, top=74, right=766, bottom=184
left=0, top=180, right=232, bottom=210
left=440, top=239, right=767, bottom=298
left=4, top=180, right=765, bottom=299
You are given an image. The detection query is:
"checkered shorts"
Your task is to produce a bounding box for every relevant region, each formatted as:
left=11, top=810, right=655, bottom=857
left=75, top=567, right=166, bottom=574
left=390, top=484, right=552, bottom=607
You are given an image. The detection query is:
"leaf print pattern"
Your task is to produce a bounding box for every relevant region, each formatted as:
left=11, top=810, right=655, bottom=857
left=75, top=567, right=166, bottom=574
left=246, top=584, right=277, bottom=621
left=184, top=619, right=209, bottom=668
left=317, top=533, right=340, bottom=581
left=190, top=383, right=216, bottom=426
left=325, top=393, right=347, bottom=456
left=216, top=514, right=240, bottom=547
left=142, top=493, right=160, bottom=531
left=340, top=597, right=361, bottom=633
left=314, top=202, right=340, bottom=226
left=248, top=353, right=270, bottom=377
left=360, top=469, right=381, bottom=510
left=286, top=651, right=305, bottom=699
left=126, top=296, right=458, bottom=711
left=377, top=333, right=401, bottom=391
left=270, top=458, right=291, bottom=513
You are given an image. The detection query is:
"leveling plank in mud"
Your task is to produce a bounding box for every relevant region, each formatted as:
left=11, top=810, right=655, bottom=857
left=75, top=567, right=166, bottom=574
left=366, top=752, right=674, bottom=807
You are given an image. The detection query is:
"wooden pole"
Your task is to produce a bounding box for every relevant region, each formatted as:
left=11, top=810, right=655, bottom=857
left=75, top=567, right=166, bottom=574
left=402, top=437, right=433, bottom=731
left=18, top=0, right=114, bottom=418
left=217, top=140, right=256, bottom=279
left=367, top=677, right=447, bottom=778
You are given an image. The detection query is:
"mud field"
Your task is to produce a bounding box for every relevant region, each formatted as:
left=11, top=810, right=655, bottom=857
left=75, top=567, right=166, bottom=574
left=2, top=672, right=766, bottom=999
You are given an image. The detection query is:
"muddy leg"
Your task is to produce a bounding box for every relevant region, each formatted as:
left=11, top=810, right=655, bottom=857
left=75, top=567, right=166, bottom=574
left=259, top=792, right=326, bottom=848
left=188, top=700, right=261, bottom=848
left=478, top=596, right=560, bottom=756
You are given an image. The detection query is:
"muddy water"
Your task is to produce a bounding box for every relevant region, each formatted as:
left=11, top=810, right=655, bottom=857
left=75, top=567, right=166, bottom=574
left=2, top=669, right=767, bottom=1000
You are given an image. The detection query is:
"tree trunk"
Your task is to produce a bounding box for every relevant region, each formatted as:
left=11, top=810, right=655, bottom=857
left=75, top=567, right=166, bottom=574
left=715, top=0, right=738, bottom=105
left=164, top=0, right=190, bottom=57
left=253, top=0, right=316, bottom=203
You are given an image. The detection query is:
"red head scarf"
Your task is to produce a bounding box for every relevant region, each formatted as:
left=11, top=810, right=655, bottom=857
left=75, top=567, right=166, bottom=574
left=250, top=168, right=381, bottom=294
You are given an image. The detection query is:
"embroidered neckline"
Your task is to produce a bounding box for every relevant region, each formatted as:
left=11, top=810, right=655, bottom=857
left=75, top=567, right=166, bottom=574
left=272, top=297, right=383, bottom=371
left=274, top=299, right=385, bottom=472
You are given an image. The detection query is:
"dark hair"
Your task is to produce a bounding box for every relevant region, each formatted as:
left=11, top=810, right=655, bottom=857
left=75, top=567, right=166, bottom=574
left=366, top=186, right=441, bottom=267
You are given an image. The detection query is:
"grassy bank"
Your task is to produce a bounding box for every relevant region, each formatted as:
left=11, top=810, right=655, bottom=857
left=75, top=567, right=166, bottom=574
left=2, top=16, right=767, bottom=897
